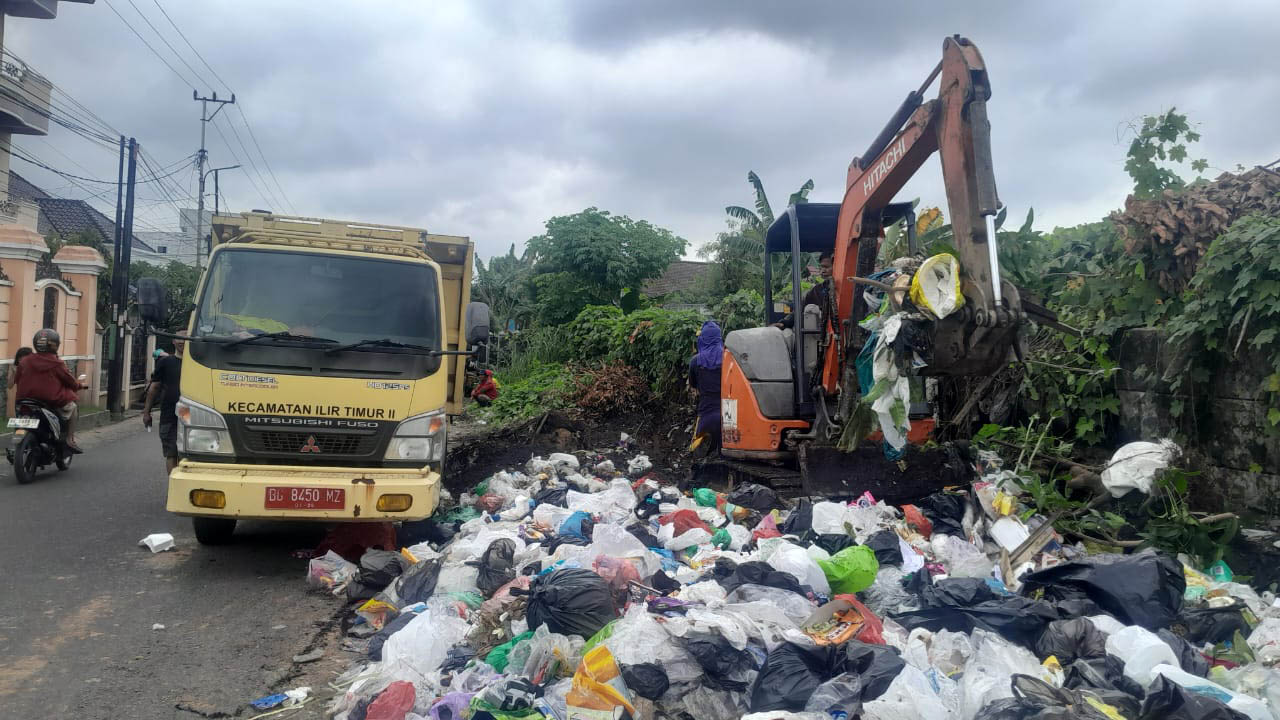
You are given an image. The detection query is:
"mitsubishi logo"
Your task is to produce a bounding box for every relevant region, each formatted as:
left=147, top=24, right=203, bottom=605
left=299, top=435, right=321, bottom=453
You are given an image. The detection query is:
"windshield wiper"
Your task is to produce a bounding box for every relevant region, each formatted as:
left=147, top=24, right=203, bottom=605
left=325, top=338, right=435, bottom=354
left=223, top=331, right=339, bottom=349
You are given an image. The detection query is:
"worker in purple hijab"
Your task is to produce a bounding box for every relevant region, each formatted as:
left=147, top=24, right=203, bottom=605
left=688, top=320, right=723, bottom=451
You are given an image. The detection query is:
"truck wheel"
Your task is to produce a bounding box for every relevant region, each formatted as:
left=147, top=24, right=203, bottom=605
left=193, top=517, right=237, bottom=545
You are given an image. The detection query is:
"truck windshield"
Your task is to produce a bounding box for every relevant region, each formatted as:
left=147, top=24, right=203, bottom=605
left=192, top=248, right=441, bottom=351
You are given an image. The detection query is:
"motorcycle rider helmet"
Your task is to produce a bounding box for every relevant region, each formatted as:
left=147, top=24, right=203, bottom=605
left=33, top=328, right=60, bottom=353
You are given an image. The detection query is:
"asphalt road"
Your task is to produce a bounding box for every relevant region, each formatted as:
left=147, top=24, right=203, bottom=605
left=0, top=420, right=348, bottom=719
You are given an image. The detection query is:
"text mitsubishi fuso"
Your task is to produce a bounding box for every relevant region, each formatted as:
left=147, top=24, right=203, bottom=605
left=136, top=212, right=489, bottom=544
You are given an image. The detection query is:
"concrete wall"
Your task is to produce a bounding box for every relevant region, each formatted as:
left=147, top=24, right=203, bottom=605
left=1115, top=327, right=1279, bottom=516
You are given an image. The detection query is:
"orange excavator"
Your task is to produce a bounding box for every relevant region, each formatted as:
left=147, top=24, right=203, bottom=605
left=716, top=36, right=1057, bottom=499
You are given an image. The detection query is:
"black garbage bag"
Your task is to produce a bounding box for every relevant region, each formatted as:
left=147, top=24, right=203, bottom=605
left=650, top=571, right=681, bottom=594
left=1062, top=654, right=1145, bottom=716
left=625, top=522, right=661, bottom=549
left=533, top=485, right=570, bottom=507
left=1159, top=629, right=1210, bottom=677
left=397, top=517, right=456, bottom=546
left=892, top=597, right=1059, bottom=648
left=346, top=549, right=411, bottom=601
left=712, top=559, right=807, bottom=596
left=1019, top=549, right=1184, bottom=630
left=1176, top=605, right=1250, bottom=646
left=519, top=568, right=616, bottom=638
left=684, top=634, right=758, bottom=691
left=368, top=610, right=421, bottom=661
left=621, top=663, right=670, bottom=700
left=781, top=498, right=813, bottom=535
left=866, top=530, right=904, bottom=566
left=1137, top=675, right=1249, bottom=720
left=727, top=482, right=782, bottom=512
left=893, top=569, right=1059, bottom=648
left=1035, top=618, right=1107, bottom=664
left=918, top=491, right=967, bottom=537
left=803, top=673, right=863, bottom=717
left=546, top=534, right=591, bottom=552
left=1050, top=598, right=1106, bottom=619
left=440, top=644, right=476, bottom=673
left=812, top=533, right=857, bottom=555
left=396, top=558, right=443, bottom=605
left=839, top=641, right=905, bottom=701
left=473, top=539, right=517, bottom=598
left=748, top=642, right=840, bottom=712
left=979, top=674, right=1120, bottom=720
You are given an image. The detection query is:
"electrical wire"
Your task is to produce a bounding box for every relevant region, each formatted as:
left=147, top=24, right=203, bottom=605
left=209, top=119, right=275, bottom=210
left=213, top=112, right=283, bottom=211
left=101, top=0, right=197, bottom=89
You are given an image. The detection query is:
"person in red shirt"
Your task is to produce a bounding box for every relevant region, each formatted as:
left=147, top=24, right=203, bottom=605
left=471, top=369, right=499, bottom=405
left=15, top=328, right=84, bottom=453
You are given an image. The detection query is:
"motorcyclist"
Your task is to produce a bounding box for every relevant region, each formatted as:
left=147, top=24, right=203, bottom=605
left=15, top=328, right=85, bottom=453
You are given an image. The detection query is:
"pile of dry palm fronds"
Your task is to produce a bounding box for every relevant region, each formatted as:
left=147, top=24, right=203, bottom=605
left=1109, top=167, right=1280, bottom=292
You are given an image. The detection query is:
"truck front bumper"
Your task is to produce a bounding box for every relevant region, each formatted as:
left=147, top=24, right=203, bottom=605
left=166, top=460, right=440, bottom=521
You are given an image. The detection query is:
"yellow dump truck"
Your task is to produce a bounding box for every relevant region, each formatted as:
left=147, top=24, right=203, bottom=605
left=136, top=212, right=488, bottom=544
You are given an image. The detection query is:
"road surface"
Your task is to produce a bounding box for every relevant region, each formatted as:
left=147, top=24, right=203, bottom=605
left=0, top=420, right=348, bottom=719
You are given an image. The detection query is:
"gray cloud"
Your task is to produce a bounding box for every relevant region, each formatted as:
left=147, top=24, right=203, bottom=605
left=5, top=1, right=1278, bottom=260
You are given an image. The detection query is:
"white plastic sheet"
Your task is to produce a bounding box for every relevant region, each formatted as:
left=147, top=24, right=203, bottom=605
left=1100, top=439, right=1180, bottom=498
left=1105, top=625, right=1179, bottom=687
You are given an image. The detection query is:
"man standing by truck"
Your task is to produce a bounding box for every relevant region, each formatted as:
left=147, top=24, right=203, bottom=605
left=142, top=339, right=183, bottom=473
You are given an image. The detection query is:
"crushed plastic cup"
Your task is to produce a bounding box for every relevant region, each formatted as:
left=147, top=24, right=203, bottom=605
left=138, top=533, right=175, bottom=553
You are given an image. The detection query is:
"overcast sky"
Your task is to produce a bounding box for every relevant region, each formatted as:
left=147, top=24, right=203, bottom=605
left=7, top=1, right=1279, bottom=262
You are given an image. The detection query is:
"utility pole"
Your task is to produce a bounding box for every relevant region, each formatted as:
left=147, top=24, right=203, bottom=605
left=108, top=139, right=138, bottom=418
left=205, top=163, right=240, bottom=224
left=193, top=90, right=235, bottom=271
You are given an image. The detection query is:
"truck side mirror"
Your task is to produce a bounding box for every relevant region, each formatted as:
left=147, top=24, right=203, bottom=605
left=465, top=301, right=490, bottom=346
left=136, top=277, right=167, bottom=327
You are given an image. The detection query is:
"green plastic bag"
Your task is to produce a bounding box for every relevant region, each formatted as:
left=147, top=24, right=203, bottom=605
left=442, top=506, right=481, bottom=524
left=712, top=528, right=731, bottom=549
left=693, top=488, right=718, bottom=507
left=443, top=591, right=485, bottom=610
left=583, top=620, right=617, bottom=652
left=485, top=630, right=534, bottom=672
left=473, top=479, right=490, bottom=495
left=817, top=545, right=879, bottom=595
left=469, top=695, right=541, bottom=719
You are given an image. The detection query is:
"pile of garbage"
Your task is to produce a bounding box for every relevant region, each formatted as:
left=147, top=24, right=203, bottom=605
left=305, top=444, right=1280, bottom=720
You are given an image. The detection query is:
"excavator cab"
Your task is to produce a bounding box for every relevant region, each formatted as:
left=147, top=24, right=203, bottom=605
left=712, top=36, right=1055, bottom=500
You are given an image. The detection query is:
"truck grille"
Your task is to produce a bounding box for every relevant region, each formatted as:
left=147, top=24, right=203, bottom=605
left=242, top=429, right=379, bottom=456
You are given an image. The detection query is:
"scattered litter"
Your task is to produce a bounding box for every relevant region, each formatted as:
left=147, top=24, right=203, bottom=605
left=138, top=533, right=175, bottom=553
left=306, top=435, right=1278, bottom=720
left=152, top=623, right=165, bottom=631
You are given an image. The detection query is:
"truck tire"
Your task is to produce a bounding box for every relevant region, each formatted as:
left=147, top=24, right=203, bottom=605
left=193, top=517, right=237, bottom=545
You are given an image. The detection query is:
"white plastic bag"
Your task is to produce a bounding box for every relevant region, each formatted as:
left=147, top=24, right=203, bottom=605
left=960, top=629, right=1052, bottom=720
left=811, top=501, right=850, bottom=535
left=931, top=534, right=993, bottom=579
left=627, top=454, right=652, bottom=476
left=590, top=522, right=660, bottom=577
left=1100, top=439, right=1180, bottom=498
left=725, top=523, right=751, bottom=551
left=1248, top=617, right=1280, bottom=664
left=434, top=562, right=480, bottom=595
left=567, top=478, right=637, bottom=523
left=666, top=528, right=712, bottom=551
left=1105, top=625, right=1179, bottom=687
left=1151, top=664, right=1276, bottom=720
left=909, top=253, right=964, bottom=320
left=762, top=540, right=831, bottom=595
left=381, top=605, right=470, bottom=681
left=863, top=663, right=958, bottom=720
left=532, top=502, right=573, bottom=529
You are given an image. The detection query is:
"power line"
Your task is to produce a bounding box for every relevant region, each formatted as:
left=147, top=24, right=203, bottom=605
left=209, top=118, right=275, bottom=210
left=141, top=0, right=296, bottom=214
left=122, top=0, right=215, bottom=90
left=213, top=112, right=283, bottom=211
left=102, top=0, right=196, bottom=88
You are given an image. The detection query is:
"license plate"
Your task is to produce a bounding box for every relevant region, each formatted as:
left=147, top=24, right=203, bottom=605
left=264, top=486, right=345, bottom=510
left=7, top=417, right=38, bottom=429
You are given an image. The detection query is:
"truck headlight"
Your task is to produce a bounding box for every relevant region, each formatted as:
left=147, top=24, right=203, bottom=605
left=176, top=397, right=233, bottom=456
left=384, top=409, right=445, bottom=462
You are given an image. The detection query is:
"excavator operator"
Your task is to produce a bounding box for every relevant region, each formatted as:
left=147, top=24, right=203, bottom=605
left=773, top=250, right=833, bottom=330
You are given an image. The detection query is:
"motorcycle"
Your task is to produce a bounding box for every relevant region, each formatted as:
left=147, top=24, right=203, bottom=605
left=7, top=375, right=85, bottom=484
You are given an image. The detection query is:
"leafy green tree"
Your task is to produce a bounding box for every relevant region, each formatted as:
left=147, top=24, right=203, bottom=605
left=1123, top=108, right=1208, bottom=198
left=699, top=172, right=814, bottom=295
left=525, top=208, right=686, bottom=326
left=472, top=243, right=535, bottom=332
left=131, top=260, right=201, bottom=333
